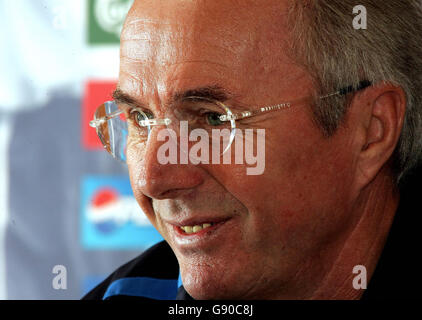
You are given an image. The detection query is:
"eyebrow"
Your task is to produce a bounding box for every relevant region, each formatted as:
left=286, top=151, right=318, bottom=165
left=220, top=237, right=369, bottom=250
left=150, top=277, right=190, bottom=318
left=173, top=86, right=232, bottom=102
left=112, top=86, right=233, bottom=110
left=112, top=89, right=144, bottom=109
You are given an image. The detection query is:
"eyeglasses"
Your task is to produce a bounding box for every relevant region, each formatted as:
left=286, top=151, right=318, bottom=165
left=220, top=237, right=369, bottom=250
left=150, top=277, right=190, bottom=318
left=90, top=80, right=371, bottom=162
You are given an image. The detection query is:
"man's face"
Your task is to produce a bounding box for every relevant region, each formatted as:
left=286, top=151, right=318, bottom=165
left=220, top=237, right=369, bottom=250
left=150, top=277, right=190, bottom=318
left=120, top=0, right=358, bottom=299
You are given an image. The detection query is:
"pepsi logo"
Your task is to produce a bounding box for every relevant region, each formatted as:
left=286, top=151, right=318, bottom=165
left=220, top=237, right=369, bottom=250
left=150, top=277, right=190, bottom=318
left=86, top=187, right=151, bottom=234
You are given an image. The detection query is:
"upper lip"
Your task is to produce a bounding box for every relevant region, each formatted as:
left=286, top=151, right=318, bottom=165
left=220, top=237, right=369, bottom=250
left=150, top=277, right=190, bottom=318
left=164, top=216, right=231, bottom=227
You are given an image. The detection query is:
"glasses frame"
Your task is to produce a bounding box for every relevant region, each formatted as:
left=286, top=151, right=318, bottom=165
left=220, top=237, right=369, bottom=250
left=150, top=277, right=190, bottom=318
left=89, top=80, right=372, bottom=162
left=90, top=80, right=371, bottom=130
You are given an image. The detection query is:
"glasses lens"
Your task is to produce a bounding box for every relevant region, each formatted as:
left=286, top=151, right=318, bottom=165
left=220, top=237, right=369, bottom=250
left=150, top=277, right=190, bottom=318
left=167, top=97, right=236, bottom=163
left=94, top=101, right=129, bottom=162
left=93, top=98, right=236, bottom=165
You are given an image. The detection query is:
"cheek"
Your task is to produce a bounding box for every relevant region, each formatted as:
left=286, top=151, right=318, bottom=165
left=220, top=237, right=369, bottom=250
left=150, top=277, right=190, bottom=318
left=281, top=150, right=354, bottom=244
left=229, top=126, right=356, bottom=251
left=126, top=150, right=158, bottom=225
left=126, top=144, right=146, bottom=190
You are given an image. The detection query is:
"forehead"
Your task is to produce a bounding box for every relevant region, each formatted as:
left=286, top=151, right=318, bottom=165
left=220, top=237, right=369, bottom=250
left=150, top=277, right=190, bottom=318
left=119, top=0, right=294, bottom=101
left=122, top=1, right=289, bottom=54
left=123, top=0, right=288, bottom=36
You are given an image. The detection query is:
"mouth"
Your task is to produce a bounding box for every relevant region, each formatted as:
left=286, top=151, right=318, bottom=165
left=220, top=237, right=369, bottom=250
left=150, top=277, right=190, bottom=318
left=166, top=217, right=232, bottom=242
left=175, top=219, right=229, bottom=236
left=180, top=222, right=214, bottom=234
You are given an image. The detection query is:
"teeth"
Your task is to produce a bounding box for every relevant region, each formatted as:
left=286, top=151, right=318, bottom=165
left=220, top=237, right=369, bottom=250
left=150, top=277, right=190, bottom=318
left=192, top=225, right=202, bottom=233
left=181, top=223, right=213, bottom=234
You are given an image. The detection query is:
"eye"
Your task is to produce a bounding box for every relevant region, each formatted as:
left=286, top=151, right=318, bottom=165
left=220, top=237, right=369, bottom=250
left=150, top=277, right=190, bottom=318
left=181, top=97, right=227, bottom=127
left=130, top=109, right=154, bottom=127
left=204, top=112, right=224, bottom=126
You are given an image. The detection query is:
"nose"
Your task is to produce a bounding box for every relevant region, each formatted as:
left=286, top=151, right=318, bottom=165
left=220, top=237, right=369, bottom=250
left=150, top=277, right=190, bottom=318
left=128, top=126, right=204, bottom=200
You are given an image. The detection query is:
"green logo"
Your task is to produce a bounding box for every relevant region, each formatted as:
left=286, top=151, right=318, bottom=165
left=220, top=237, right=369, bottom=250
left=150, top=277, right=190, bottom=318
left=87, top=0, right=134, bottom=45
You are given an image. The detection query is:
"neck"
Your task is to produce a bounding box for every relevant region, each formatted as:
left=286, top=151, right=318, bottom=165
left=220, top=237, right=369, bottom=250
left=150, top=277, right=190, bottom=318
left=310, top=168, right=399, bottom=300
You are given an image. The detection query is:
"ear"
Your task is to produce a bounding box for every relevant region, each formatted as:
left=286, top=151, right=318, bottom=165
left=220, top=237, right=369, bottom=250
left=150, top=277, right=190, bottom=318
left=354, top=83, right=406, bottom=187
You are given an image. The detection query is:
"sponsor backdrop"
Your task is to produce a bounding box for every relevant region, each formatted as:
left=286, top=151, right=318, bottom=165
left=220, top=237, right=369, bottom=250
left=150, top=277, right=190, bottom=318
left=0, top=0, right=163, bottom=299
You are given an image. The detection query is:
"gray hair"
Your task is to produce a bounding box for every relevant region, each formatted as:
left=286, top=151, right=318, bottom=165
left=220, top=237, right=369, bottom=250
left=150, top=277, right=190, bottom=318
left=287, top=0, right=422, bottom=184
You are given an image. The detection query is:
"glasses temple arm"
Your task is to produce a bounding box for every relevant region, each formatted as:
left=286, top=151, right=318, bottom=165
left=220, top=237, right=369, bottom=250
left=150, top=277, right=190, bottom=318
left=89, top=109, right=124, bottom=128
left=220, top=80, right=372, bottom=122
left=320, top=80, right=372, bottom=99
left=219, top=102, right=292, bottom=122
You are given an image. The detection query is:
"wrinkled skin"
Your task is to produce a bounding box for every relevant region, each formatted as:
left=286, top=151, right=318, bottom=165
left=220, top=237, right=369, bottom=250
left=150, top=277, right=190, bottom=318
left=118, top=0, right=404, bottom=299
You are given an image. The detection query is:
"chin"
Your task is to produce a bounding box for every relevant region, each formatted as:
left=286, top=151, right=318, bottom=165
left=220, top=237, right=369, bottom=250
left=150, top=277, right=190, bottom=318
left=180, top=264, right=253, bottom=300
left=184, top=283, right=236, bottom=300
